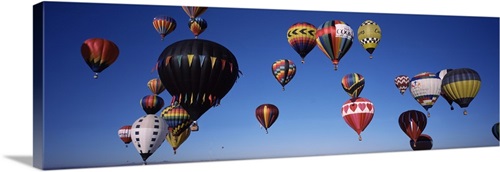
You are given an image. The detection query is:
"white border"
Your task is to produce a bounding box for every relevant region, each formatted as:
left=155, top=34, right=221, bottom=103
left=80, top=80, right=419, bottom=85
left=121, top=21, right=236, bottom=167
left=1, top=0, right=498, bottom=171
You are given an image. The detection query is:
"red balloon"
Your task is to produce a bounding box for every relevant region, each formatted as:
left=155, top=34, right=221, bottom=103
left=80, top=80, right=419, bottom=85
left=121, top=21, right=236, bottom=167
left=118, top=125, right=132, bottom=147
left=341, top=97, right=374, bottom=141
left=399, top=110, right=427, bottom=147
left=80, top=38, right=119, bottom=79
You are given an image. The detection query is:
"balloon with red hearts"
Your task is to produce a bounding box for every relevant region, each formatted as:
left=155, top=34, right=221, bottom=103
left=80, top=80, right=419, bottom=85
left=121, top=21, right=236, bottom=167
left=341, top=97, right=374, bottom=141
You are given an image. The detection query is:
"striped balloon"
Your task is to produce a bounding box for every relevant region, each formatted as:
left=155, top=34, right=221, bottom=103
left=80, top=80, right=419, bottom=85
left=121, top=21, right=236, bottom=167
left=287, top=22, right=317, bottom=63
left=153, top=15, right=177, bottom=41
left=181, top=6, right=208, bottom=19
left=255, top=104, right=279, bottom=134
left=399, top=110, right=427, bottom=147
left=441, top=68, right=481, bottom=115
left=409, top=72, right=441, bottom=117
left=315, top=20, right=354, bottom=71
left=341, top=97, right=374, bottom=141
left=147, top=78, right=165, bottom=95
left=118, top=125, right=132, bottom=147
left=492, top=122, right=499, bottom=141
left=272, top=59, right=296, bottom=91
left=188, top=17, right=207, bottom=39
left=341, top=73, right=365, bottom=98
left=140, top=95, right=165, bottom=114
left=394, top=75, right=410, bottom=95
left=161, top=103, right=193, bottom=136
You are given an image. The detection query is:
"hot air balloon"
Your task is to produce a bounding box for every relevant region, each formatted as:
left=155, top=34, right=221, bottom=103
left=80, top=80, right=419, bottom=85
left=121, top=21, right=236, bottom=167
left=286, top=22, right=317, bottom=63
left=166, top=128, right=191, bottom=155
left=118, top=125, right=132, bottom=147
left=140, top=95, right=165, bottom=115
left=80, top=38, right=119, bottom=79
left=357, top=20, right=381, bottom=59
left=441, top=68, right=481, bottom=115
left=409, top=72, right=441, bottom=117
left=341, top=97, right=374, bottom=141
left=153, top=15, right=177, bottom=41
left=161, top=102, right=193, bottom=136
left=492, top=122, right=499, bottom=141
left=182, top=6, right=208, bottom=19
left=341, top=73, right=365, bottom=98
left=130, top=114, right=168, bottom=165
left=399, top=110, right=427, bottom=147
left=255, top=104, right=279, bottom=134
left=188, top=17, right=207, bottom=39
left=395, top=75, right=410, bottom=95
left=147, top=78, right=165, bottom=95
left=436, top=69, right=455, bottom=110
left=316, top=20, right=354, bottom=71
left=156, top=39, right=241, bottom=122
left=272, top=59, right=296, bottom=91
left=409, top=134, right=433, bottom=151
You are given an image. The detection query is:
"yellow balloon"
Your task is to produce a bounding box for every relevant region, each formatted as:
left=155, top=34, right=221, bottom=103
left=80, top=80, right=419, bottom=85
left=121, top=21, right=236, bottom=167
left=166, top=128, right=191, bottom=155
left=357, top=20, right=381, bottom=59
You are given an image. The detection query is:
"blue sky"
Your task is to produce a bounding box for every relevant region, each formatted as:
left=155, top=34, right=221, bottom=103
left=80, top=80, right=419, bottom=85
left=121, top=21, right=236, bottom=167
left=36, top=1, right=500, bottom=169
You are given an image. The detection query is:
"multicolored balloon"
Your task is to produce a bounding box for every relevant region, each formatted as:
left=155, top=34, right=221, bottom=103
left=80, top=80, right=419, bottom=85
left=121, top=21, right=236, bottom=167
left=272, top=59, right=296, bottom=91
left=166, top=128, right=191, bottom=155
left=395, top=75, right=410, bottom=95
left=286, top=22, right=317, bottom=63
left=188, top=17, right=207, bottom=39
left=341, top=97, right=374, bottom=141
left=341, top=73, right=365, bottom=98
left=156, top=39, right=241, bottom=121
left=182, top=6, right=208, bottom=19
left=255, top=104, right=279, bottom=134
left=147, top=78, right=165, bottom=95
left=409, top=134, right=433, bottom=151
left=140, top=95, right=165, bottom=114
left=436, top=69, right=455, bottom=110
left=316, top=20, right=354, bottom=71
left=441, top=68, right=481, bottom=115
left=153, top=15, right=177, bottom=41
left=399, top=110, right=427, bottom=147
left=80, top=38, right=119, bottom=79
left=357, top=20, right=382, bottom=59
left=409, top=72, right=441, bottom=117
left=118, top=125, right=132, bottom=147
left=161, top=102, right=193, bottom=136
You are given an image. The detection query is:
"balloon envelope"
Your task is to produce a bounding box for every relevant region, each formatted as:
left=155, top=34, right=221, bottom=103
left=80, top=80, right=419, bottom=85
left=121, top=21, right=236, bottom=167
left=399, top=110, right=427, bottom=147
left=409, top=72, right=441, bottom=117
left=166, top=128, right=191, bottom=154
left=394, top=75, right=410, bottom=95
left=255, top=104, right=279, bottom=134
left=436, top=69, right=455, bottom=110
left=80, top=38, right=119, bottom=79
left=341, top=97, right=374, bottom=141
left=130, top=114, right=168, bottom=164
left=182, top=6, right=208, bottom=19
left=341, top=73, right=365, bottom=98
left=315, top=20, right=354, bottom=70
left=287, top=22, right=317, bottom=63
left=492, top=122, right=499, bottom=141
left=147, top=78, right=165, bottom=95
left=118, top=125, right=132, bottom=146
left=156, top=39, right=240, bottom=121
left=153, top=15, right=177, bottom=41
left=272, top=59, right=296, bottom=91
left=441, top=68, right=481, bottom=115
left=357, top=20, right=381, bottom=59
left=140, top=95, right=165, bottom=114
left=188, top=17, right=207, bottom=38
left=410, top=134, right=433, bottom=150
left=161, top=103, right=193, bottom=136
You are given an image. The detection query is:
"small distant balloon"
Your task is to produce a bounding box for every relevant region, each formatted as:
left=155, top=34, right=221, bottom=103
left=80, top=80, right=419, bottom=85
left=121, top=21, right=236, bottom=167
left=272, top=59, right=296, bottom=91
left=153, top=15, right=177, bottom=41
